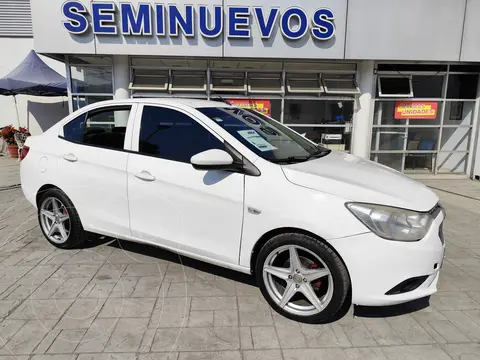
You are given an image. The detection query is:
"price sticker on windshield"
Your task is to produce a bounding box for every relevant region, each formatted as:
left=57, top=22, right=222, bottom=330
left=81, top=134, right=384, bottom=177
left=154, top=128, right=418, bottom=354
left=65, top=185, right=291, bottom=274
left=238, top=130, right=277, bottom=152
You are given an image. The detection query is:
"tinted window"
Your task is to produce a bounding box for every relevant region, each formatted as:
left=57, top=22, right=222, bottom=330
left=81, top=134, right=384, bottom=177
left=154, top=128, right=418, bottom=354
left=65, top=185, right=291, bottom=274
left=83, top=107, right=131, bottom=150
left=63, top=113, right=86, bottom=143
left=139, top=106, right=223, bottom=163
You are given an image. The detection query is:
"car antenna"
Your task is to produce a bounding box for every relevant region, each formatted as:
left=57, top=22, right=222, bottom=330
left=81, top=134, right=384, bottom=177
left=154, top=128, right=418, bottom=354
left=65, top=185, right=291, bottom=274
left=210, top=92, right=232, bottom=105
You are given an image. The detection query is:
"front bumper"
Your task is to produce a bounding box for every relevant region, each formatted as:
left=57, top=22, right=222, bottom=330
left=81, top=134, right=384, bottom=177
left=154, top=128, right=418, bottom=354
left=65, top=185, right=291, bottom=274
left=330, top=211, right=445, bottom=306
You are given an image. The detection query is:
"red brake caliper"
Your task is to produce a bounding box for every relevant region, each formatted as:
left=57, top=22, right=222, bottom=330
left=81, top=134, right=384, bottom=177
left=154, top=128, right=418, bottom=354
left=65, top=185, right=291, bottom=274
left=310, top=264, right=322, bottom=289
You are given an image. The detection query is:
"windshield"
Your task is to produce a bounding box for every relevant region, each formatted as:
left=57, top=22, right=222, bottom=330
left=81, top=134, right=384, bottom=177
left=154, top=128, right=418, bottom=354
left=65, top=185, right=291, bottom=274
left=197, top=107, right=330, bottom=164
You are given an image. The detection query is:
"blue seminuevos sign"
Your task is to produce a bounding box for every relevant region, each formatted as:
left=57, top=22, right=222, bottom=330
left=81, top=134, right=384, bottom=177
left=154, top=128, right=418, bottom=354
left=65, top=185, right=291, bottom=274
left=62, top=2, right=335, bottom=41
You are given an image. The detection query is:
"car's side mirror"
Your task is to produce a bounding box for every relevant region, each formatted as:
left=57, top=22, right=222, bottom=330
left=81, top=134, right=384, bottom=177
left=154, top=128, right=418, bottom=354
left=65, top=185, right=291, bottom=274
left=191, top=149, right=239, bottom=171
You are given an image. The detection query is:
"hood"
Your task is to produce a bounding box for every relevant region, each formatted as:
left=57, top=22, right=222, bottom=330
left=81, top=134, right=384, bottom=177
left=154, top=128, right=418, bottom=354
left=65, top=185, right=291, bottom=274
left=282, top=151, right=438, bottom=212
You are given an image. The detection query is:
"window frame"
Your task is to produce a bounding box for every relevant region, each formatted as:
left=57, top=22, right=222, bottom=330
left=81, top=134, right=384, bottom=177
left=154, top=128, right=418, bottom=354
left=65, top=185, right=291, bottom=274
left=247, top=72, right=284, bottom=94
left=129, top=68, right=169, bottom=91
left=169, top=70, right=207, bottom=92
left=322, top=74, right=360, bottom=95
left=378, top=75, right=414, bottom=98
left=286, top=73, right=324, bottom=94
left=210, top=71, right=247, bottom=93
left=60, top=104, right=134, bottom=152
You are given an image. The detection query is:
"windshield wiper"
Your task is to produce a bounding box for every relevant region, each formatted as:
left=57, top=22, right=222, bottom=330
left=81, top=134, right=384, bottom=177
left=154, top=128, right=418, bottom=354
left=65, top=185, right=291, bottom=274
left=271, top=149, right=331, bottom=164
left=307, top=148, right=331, bottom=160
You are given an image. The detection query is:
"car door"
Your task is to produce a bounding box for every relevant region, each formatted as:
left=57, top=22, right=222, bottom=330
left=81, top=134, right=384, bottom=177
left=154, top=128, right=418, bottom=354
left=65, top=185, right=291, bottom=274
left=56, top=104, right=137, bottom=237
left=127, top=104, right=244, bottom=265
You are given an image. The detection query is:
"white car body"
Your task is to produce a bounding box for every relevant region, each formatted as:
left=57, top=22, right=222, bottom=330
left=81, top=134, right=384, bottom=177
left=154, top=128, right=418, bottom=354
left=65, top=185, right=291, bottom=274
left=21, top=98, right=445, bottom=307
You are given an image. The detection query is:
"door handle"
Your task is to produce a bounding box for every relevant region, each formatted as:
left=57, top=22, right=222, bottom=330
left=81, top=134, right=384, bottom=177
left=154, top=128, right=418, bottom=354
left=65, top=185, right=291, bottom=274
left=63, top=153, right=78, bottom=163
left=134, top=171, right=156, bottom=182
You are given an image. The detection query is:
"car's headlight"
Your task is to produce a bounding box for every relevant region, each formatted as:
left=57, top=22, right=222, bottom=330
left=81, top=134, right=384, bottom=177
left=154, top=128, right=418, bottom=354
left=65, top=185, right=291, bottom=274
left=346, top=203, right=434, bottom=242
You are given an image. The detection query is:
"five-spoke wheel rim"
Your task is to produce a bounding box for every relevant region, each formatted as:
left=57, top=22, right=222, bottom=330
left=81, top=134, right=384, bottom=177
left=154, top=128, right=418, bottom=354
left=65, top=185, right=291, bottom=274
left=262, top=245, right=334, bottom=316
left=39, top=197, right=71, bottom=244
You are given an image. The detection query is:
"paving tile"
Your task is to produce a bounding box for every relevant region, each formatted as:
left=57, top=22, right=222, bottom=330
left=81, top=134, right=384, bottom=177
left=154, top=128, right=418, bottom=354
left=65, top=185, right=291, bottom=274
left=188, top=310, right=213, bottom=327
left=138, top=353, right=179, bottom=360
left=30, top=278, right=66, bottom=300
left=47, top=329, right=86, bottom=354
left=0, top=319, right=26, bottom=348
left=381, top=344, right=452, bottom=360
left=362, top=318, right=404, bottom=345
left=79, top=282, right=115, bottom=299
left=274, top=317, right=307, bottom=349
left=239, top=327, right=253, bottom=350
left=31, top=355, right=76, bottom=360
left=151, top=328, right=240, bottom=352
left=214, top=310, right=238, bottom=327
left=251, top=326, right=280, bottom=349
left=3, top=320, right=56, bottom=355
left=177, top=351, right=241, bottom=360
left=138, top=329, right=156, bottom=353
left=242, top=350, right=281, bottom=360
left=386, top=315, right=436, bottom=345
left=441, top=310, right=480, bottom=341
left=164, top=264, right=197, bottom=283
left=123, top=264, right=165, bottom=277
left=93, top=264, right=126, bottom=283
left=168, top=281, right=236, bottom=297
left=52, top=264, right=101, bottom=279
left=237, top=296, right=270, bottom=312
left=131, top=276, right=162, bottom=298
left=430, top=292, right=480, bottom=310
left=7, top=299, right=73, bottom=320
left=104, top=318, right=149, bottom=353
left=239, top=310, right=273, bottom=326
left=191, top=297, right=237, bottom=311
left=427, top=320, right=469, bottom=343
left=32, top=329, right=61, bottom=354
left=340, top=321, right=377, bottom=347
left=55, top=298, right=106, bottom=330
left=283, top=348, right=348, bottom=360
left=0, top=300, right=20, bottom=318
left=443, top=343, right=480, bottom=360
left=53, top=277, right=91, bottom=299
left=75, top=318, right=118, bottom=353
left=148, top=297, right=190, bottom=329
left=77, top=354, right=138, bottom=360
left=344, top=348, right=387, bottom=360
left=300, top=323, right=351, bottom=348
left=109, top=277, right=138, bottom=298
left=97, top=298, right=156, bottom=318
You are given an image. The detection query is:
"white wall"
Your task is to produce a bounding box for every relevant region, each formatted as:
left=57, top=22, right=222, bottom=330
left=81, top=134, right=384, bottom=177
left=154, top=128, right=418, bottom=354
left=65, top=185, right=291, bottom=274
left=0, top=37, right=69, bottom=135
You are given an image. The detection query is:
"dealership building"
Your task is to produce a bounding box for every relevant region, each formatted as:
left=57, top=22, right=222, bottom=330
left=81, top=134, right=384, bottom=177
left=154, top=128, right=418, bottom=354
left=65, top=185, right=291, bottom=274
left=2, top=0, right=480, bottom=179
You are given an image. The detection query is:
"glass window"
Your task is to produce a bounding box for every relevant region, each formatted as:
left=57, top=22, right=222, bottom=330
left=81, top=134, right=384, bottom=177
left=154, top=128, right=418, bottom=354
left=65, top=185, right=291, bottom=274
left=411, top=75, right=444, bottom=98
left=323, top=74, right=360, bottom=94
left=72, top=95, right=113, bottom=111
left=170, top=71, right=207, bottom=92
left=284, top=100, right=354, bottom=125
left=440, top=127, right=471, bottom=152
left=63, top=113, right=86, bottom=143
left=71, top=66, right=113, bottom=93
left=130, top=69, right=168, bottom=91
left=437, top=152, right=467, bottom=173
left=211, top=71, right=246, bottom=93
left=378, top=77, right=413, bottom=98
left=286, top=73, right=323, bottom=94
left=444, top=101, right=475, bottom=125
left=374, top=153, right=404, bottom=172
left=248, top=72, right=283, bottom=94
left=447, top=74, right=479, bottom=99
left=289, top=126, right=351, bottom=152
left=139, top=106, right=223, bottom=163
left=198, top=107, right=330, bottom=163
left=372, top=128, right=407, bottom=151
left=407, top=128, right=439, bottom=151
left=374, top=101, right=442, bottom=126
left=83, top=107, right=131, bottom=150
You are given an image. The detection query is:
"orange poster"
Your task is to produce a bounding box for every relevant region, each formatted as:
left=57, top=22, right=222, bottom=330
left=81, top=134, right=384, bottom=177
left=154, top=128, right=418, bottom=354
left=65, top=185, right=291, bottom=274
left=395, top=101, right=438, bottom=119
left=227, top=99, right=271, bottom=116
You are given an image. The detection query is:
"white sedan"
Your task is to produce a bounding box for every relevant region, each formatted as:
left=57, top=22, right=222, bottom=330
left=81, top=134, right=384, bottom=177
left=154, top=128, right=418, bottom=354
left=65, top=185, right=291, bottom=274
left=20, top=98, right=445, bottom=323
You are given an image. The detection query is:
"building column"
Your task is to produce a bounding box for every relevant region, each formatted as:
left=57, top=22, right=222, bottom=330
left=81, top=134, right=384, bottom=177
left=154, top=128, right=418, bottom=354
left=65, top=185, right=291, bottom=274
left=113, top=55, right=130, bottom=126
left=352, top=61, right=375, bottom=159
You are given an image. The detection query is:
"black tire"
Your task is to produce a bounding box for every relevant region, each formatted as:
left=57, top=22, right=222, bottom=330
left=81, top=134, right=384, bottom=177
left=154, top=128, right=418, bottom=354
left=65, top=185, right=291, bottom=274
left=37, top=188, right=86, bottom=249
left=255, top=232, right=350, bottom=324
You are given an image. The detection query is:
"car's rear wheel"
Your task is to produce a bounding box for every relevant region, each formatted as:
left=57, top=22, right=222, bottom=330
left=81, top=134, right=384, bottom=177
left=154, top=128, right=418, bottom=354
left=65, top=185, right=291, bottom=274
left=255, top=233, right=350, bottom=323
left=38, top=188, right=86, bottom=249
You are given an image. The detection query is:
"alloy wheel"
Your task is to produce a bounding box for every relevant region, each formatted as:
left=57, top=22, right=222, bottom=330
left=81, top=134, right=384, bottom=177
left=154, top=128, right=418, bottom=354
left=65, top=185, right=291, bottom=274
left=39, top=197, right=71, bottom=244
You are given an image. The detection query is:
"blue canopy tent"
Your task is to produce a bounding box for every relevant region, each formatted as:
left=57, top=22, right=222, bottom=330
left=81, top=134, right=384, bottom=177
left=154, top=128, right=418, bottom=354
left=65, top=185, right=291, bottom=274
left=0, top=50, right=67, bottom=129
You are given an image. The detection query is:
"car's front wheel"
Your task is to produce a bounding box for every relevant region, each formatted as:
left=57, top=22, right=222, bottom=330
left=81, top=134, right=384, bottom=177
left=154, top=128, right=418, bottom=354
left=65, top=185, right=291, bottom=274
left=256, top=233, right=350, bottom=323
left=38, top=188, right=86, bottom=249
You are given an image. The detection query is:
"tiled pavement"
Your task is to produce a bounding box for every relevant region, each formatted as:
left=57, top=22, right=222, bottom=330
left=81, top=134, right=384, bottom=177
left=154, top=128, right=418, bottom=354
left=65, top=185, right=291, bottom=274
left=0, top=186, right=480, bottom=360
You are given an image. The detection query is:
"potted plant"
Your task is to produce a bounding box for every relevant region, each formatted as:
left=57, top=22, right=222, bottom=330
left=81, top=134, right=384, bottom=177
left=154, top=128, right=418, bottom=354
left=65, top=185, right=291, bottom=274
left=1, top=125, right=30, bottom=158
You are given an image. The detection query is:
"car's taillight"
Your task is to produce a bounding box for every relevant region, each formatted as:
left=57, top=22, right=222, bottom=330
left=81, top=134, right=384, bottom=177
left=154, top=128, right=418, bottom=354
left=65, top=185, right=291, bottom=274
left=20, top=146, right=30, bottom=161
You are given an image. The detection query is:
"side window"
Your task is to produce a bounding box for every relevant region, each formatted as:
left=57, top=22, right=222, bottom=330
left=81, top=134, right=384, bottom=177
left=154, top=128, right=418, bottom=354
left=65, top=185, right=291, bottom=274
left=63, top=113, right=86, bottom=143
left=63, top=106, right=131, bottom=151
left=139, top=106, right=223, bottom=163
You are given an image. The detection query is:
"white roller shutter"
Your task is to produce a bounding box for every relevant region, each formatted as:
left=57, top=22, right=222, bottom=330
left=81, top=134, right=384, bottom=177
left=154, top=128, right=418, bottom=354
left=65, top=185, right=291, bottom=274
left=0, top=0, right=32, bottom=37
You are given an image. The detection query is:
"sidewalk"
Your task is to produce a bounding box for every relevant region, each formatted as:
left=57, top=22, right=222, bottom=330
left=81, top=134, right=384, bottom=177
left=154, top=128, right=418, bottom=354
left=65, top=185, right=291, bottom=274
left=422, top=179, right=480, bottom=201
left=0, top=156, right=21, bottom=189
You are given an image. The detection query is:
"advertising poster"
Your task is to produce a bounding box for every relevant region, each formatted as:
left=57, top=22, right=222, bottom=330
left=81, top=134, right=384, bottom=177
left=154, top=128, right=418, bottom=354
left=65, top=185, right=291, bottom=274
left=395, top=101, right=438, bottom=120
left=227, top=99, right=271, bottom=116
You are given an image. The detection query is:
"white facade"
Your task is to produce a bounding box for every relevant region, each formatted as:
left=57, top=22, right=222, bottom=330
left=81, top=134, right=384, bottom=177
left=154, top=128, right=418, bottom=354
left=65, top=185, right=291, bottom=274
left=2, top=0, right=480, bottom=178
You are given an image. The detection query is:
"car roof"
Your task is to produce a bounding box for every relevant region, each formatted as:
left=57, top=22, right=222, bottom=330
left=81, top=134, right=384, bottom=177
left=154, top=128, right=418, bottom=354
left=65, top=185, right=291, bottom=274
left=96, top=98, right=231, bottom=109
